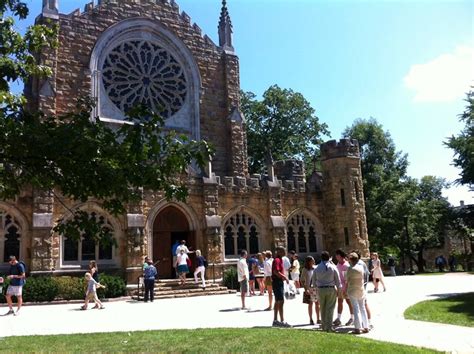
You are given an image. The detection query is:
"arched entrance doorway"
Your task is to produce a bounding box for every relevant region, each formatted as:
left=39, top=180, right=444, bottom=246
left=152, top=206, right=195, bottom=279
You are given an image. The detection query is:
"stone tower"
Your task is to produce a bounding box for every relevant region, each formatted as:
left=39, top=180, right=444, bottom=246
left=321, top=139, right=369, bottom=256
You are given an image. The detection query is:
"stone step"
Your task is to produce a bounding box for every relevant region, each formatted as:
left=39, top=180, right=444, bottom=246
left=152, top=287, right=230, bottom=296
left=151, top=289, right=235, bottom=300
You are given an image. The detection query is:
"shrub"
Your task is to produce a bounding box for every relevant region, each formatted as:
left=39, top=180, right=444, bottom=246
left=53, top=276, right=85, bottom=301
left=97, top=274, right=126, bottom=298
left=223, top=266, right=239, bottom=290
left=23, top=276, right=59, bottom=303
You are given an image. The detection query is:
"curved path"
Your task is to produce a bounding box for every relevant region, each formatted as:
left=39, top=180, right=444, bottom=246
left=1, top=273, right=473, bottom=352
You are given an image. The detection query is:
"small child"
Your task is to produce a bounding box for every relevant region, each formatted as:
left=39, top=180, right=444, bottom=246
left=81, top=272, right=105, bottom=310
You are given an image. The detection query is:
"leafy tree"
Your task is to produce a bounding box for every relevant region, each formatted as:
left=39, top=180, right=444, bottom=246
left=406, top=176, right=451, bottom=272
left=0, top=1, right=211, bottom=244
left=241, top=85, right=329, bottom=174
left=445, top=90, right=474, bottom=190
left=342, top=118, right=409, bottom=254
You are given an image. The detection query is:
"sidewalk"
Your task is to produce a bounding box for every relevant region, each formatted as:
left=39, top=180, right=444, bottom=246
left=1, top=273, right=473, bottom=353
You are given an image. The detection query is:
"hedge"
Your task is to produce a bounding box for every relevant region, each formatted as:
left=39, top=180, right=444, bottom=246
left=0, top=274, right=126, bottom=303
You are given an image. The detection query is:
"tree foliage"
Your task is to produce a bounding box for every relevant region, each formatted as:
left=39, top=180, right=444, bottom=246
left=343, top=119, right=452, bottom=271
left=343, top=118, right=409, bottom=252
left=0, top=1, right=211, bottom=242
left=241, top=85, right=329, bottom=174
left=445, top=90, right=474, bottom=190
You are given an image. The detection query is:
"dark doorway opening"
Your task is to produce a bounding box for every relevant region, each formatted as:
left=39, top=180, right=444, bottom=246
left=152, top=206, right=195, bottom=279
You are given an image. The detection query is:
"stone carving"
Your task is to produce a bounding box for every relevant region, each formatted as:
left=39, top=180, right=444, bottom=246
left=102, top=40, right=187, bottom=117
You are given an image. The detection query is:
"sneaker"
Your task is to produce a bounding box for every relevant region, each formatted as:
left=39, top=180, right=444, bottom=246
left=332, top=318, right=341, bottom=327
left=280, top=322, right=292, bottom=328
left=5, top=309, right=14, bottom=316
left=310, top=319, right=314, bottom=325
left=272, top=320, right=281, bottom=327
left=317, top=320, right=322, bottom=325
left=345, top=318, right=354, bottom=326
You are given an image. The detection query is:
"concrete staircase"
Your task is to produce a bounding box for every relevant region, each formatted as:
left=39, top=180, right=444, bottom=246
left=130, top=279, right=236, bottom=300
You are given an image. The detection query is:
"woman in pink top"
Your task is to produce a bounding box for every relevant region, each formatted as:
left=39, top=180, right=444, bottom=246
left=333, top=249, right=354, bottom=327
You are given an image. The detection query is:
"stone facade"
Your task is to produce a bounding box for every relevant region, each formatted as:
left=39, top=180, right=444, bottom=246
left=1, top=0, right=369, bottom=281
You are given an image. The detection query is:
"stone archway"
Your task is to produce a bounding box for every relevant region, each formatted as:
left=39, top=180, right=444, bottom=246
left=152, top=206, right=195, bottom=279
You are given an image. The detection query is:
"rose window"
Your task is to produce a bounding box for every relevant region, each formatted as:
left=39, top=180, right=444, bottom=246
left=102, top=40, right=187, bottom=118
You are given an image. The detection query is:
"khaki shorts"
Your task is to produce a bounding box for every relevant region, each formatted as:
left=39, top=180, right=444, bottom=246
left=265, top=276, right=272, bottom=287
left=240, top=280, right=249, bottom=294
left=86, top=291, right=99, bottom=302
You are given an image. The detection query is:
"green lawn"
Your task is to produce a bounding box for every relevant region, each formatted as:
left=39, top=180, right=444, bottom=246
left=0, top=328, right=437, bottom=353
left=404, top=292, right=474, bottom=327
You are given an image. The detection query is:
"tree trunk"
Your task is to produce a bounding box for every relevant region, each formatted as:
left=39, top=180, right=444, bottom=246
left=416, top=249, right=425, bottom=272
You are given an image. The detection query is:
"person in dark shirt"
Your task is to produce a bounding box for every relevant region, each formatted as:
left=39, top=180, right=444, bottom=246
left=272, top=246, right=290, bottom=327
left=5, top=256, right=26, bottom=316
left=143, top=260, right=158, bottom=302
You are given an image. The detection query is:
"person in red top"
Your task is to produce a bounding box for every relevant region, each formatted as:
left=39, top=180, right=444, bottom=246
left=272, top=246, right=291, bottom=327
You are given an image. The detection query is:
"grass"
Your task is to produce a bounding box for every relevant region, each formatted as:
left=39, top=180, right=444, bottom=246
left=0, top=328, right=437, bottom=353
left=404, top=292, right=474, bottom=327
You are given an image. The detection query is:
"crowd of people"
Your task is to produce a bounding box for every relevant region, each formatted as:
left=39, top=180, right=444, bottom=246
left=2, top=242, right=383, bottom=335
left=236, top=248, right=382, bottom=333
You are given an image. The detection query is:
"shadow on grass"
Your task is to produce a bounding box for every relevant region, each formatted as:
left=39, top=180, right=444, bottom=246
left=426, top=292, right=474, bottom=321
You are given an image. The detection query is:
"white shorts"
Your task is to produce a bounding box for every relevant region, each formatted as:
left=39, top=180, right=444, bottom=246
left=6, top=285, right=23, bottom=297
left=290, top=272, right=300, bottom=281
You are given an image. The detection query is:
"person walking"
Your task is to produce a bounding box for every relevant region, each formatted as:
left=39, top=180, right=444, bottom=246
left=171, top=240, right=180, bottom=278
left=193, top=250, right=206, bottom=288
left=272, top=246, right=291, bottom=327
left=312, top=251, right=341, bottom=332
left=371, top=252, right=386, bottom=292
left=237, top=249, right=249, bottom=310
left=143, top=259, right=157, bottom=302
left=300, top=256, right=320, bottom=325
left=4, top=256, right=26, bottom=316
left=176, top=249, right=190, bottom=286
left=81, top=272, right=105, bottom=310
left=263, top=250, right=274, bottom=310
left=89, top=260, right=100, bottom=283
left=333, top=249, right=354, bottom=327
left=345, top=252, right=369, bottom=334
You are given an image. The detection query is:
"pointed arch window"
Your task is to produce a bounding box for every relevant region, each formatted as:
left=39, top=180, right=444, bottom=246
left=286, top=213, right=320, bottom=254
left=61, top=212, right=116, bottom=265
left=0, top=212, right=22, bottom=262
left=223, top=212, right=260, bottom=257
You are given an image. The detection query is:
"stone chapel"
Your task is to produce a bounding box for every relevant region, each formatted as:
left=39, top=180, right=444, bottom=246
left=0, top=0, right=369, bottom=283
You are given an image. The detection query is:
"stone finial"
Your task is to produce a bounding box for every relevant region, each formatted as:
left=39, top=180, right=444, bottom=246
left=218, top=0, right=234, bottom=52
left=42, top=0, right=59, bottom=19
left=266, top=150, right=275, bottom=182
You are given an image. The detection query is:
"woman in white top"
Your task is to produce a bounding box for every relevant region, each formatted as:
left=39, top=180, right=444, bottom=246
left=289, top=251, right=301, bottom=294
left=176, top=249, right=189, bottom=285
left=300, top=256, right=320, bottom=325
left=263, top=250, right=273, bottom=311
left=345, top=252, right=369, bottom=334
left=371, top=252, right=386, bottom=292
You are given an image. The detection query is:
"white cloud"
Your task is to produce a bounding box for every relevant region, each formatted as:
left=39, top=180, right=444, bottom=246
left=403, top=45, right=474, bottom=102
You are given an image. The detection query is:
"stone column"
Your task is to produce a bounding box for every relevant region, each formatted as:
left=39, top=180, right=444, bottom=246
left=31, top=189, right=55, bottom=274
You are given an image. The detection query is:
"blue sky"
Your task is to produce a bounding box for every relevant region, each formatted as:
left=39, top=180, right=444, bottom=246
left=17, top=0, right=474, bottom=205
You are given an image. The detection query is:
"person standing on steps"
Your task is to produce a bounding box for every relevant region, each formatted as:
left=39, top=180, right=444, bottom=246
left=194, top=250, right=207, bottom=288
left=143, top=259, right=157, bottom=303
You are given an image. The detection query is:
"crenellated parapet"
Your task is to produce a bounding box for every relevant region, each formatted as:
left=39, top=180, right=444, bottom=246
left=321, top=138, right=360, bottom=161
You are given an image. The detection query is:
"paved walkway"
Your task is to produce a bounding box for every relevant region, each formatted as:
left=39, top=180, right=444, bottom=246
left=1, top=273, right=473, bottom=352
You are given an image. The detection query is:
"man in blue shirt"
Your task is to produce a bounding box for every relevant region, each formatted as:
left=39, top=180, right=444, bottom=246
left=143, top=259, right=158, bottom=302
left=5, top=256, right=26, bottom=316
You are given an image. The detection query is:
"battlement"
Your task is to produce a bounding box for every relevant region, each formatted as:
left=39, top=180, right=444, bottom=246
left=320, top=139, right=360, bottom=161
left=274, top=159, right=306, bottom=181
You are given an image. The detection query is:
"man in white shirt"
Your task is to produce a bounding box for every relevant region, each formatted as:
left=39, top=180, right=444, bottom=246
left=282, top=254, right=291, bottom=279
left=237, top=249, right=249, bottom=310
left=175, top=240, right=190, bottom=255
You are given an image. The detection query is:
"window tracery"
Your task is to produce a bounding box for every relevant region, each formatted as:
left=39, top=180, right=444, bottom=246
left=286, top=213, right=318, bottom=253
left=102, top=40, right=187, bottom=118
left=224, top=213, right=260, bottom=257
left=0, top=211, right=21, bottom=262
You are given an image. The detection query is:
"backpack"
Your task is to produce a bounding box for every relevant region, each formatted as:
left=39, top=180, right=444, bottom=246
left=15, top=261, right=27, bottom=284
left=203, top=257, right=208, bottom=268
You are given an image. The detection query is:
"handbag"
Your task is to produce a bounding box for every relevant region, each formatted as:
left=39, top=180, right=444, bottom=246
left=186, top=256, right=191, bottom=268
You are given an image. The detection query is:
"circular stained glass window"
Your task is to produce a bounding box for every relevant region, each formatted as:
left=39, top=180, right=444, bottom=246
left=102, top=40, right=187, bottom=118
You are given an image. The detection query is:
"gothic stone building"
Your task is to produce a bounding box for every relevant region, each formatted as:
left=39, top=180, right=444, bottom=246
left=0, top=0, right=369, bottom=282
